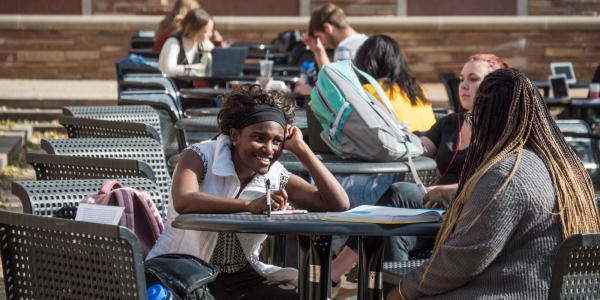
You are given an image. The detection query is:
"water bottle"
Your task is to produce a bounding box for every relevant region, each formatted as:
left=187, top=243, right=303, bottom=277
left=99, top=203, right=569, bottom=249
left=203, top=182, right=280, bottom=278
left=301, top=61, right=316, bottom=87
left=147, top=283, right=173, bottom=300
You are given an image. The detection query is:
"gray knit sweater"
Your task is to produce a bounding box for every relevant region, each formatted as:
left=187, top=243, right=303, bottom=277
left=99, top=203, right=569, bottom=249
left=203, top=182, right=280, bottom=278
left=403, top=148, right=562, bottom=299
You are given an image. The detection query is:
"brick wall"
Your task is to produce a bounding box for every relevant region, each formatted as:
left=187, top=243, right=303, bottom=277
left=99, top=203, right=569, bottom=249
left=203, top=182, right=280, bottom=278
left=0, top=16, right=598, bottom=82
left=529, top=0, right=600, bottom=15
left=85, top=0, right=600, bottom=16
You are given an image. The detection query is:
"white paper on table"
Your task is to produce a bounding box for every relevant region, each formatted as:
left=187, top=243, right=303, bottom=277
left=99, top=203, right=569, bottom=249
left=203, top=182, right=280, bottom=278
left=270, top=209, right=308, bottom=215
left=75, top=203, right=124, bottom=225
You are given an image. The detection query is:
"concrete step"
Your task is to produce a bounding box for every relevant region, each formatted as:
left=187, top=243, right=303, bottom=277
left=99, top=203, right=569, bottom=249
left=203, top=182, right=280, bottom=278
left=0, top=136, right=23, bottom=173
left=32, top=122, right=66, bottom=134
left=0, top=108, right=62, bottom=122
left=0, top=98, right=117, bottom=109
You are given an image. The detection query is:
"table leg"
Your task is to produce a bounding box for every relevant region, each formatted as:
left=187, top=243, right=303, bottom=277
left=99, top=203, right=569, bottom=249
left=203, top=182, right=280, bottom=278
left=357, top=236, right=385, bottom=300
left=297, top=235, right=332, bottom=300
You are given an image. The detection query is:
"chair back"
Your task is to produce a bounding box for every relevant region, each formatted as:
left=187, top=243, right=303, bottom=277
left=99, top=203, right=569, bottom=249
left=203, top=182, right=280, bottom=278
left=26, top=153, right=156, bottom=182
left=41, top=138, right=171, bottom=206
left=556, top=120, right=600, bottom=173
left=438, top=73, right=461, bottom=112
left=0, top=210, right=147, bottom=299
left=59, top=115, right=161, bottom=142
left=63, top=105, right=185, bottom=158
left=12, top=178, right=165, bottom=219
left=63, top=105, right=161, bottom=134
left=548, top=233, right=600, bottom=300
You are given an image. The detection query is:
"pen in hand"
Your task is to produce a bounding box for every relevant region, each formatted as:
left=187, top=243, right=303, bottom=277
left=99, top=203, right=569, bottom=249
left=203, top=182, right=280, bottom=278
left=265, top=178, right=271, bottom=217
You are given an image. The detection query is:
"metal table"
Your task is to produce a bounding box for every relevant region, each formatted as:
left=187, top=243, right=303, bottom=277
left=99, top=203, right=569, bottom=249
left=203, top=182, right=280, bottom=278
left=278, top=152, right=437, bottom=175
left=534, top=81, right=590, bottom=97
left=173, top=212, right=440, bottom=300
left=175, top=112, right=308, bottom=133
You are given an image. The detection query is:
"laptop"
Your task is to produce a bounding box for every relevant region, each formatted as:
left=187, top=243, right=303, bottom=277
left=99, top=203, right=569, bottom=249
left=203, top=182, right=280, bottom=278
left=211, top=47, right=248, bottom=77
left=551, top=62, right=576, bottom=85
left=549, top=74, right=570, bottom=100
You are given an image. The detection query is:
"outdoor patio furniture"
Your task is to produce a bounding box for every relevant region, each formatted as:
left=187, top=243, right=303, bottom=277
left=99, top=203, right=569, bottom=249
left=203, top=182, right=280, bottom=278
left=548, top=233, right=600, bottom=300
left=62, top=105, right=185, bottom=160
left=12, top=178, right=165, bottom=218
left=438, top=72, right=461, bottom=112
left=41, top=137, right=171, bottom=205
left=59, top=115, right=161, bottom=142
left=26, top=153, right=156, bottom=182
left=382, top=259, right=428, bottom=284
left=0, top=210, right=148, bottom=299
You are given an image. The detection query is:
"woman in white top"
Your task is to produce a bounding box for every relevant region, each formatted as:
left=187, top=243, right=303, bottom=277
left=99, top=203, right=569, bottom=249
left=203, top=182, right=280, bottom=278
left=148, top=84, right=350, bottom=299
left=158, top=8, right=214, bottom=86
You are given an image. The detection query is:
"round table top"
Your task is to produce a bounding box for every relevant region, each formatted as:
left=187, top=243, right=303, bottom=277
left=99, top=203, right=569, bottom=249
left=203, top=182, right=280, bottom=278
left=278, top=152, right=437, bottom=175
left=173, top=212, right=440, bottom=236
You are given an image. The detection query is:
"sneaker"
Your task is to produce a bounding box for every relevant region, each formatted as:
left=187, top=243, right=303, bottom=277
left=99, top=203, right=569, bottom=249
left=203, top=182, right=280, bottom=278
left=331, top=280, right=341, bottom=298
left=341, top=265, right=358, bottom=290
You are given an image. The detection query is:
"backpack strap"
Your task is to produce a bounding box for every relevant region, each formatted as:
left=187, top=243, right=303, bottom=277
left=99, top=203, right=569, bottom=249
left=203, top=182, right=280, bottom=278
left=351, top=65, right=400, bottom=123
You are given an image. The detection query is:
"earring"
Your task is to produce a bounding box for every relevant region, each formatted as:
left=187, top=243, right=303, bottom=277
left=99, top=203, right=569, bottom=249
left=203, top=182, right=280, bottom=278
left=232, top=141, right=237, bottom=147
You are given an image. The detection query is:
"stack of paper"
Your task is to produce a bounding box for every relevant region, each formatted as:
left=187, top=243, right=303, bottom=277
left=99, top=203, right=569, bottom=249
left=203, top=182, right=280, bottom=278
left=322, top=205, right=444, bottom=224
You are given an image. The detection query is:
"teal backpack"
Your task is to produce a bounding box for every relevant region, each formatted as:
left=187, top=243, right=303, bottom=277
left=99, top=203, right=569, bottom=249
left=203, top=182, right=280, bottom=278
left=309, top=60, right=424, bottom=162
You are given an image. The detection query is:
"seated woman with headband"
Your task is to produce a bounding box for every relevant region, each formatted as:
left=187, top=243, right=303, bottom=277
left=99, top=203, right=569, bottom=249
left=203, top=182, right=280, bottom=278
left=148, top=84, right=349, bottom=299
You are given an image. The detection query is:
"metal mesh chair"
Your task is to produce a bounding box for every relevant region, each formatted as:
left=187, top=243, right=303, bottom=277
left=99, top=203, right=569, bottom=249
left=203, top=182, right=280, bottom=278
left=0, top=209, right=147, bottom=299
left=12, top=178, right=165, bottom=219
left=63, top=105, right=185, bottom=160
left=59, top=115, right=161, bottom=142
left=27, top=153, right=156, bottom=182
left=382, top=259, right=428, bottom=284
left=400, top=169, right=440, bottom=187
left=549, top=233, right=600, bottom=300
left=63, top=105, right=161, bottom=135
left=41, top=138, right=171, bottom=206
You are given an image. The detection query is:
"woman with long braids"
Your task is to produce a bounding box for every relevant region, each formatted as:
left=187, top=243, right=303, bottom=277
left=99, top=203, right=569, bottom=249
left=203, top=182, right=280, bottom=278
left=388, top=68, right=600, bottom=299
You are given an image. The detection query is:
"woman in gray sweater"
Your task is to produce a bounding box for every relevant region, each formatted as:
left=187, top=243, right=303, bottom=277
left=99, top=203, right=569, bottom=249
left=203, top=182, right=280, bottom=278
left=388, top=68, right=600, bottom=300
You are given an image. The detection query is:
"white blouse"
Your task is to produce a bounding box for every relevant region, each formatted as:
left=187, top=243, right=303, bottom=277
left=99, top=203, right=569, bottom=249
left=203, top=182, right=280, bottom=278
left=158, top=37, right=214, bottom=77
left=147, top=135, right=297, bottom=284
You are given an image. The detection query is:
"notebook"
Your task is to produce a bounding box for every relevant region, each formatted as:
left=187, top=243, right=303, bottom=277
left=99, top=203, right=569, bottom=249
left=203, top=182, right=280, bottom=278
left=211, top=47, right=248, bottom=77
left=322, top=205, right=444, bottom=224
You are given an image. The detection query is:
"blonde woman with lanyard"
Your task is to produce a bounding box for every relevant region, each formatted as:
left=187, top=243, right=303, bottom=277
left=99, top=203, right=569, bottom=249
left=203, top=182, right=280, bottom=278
left=148, top=85, right=349, bottom=299
left=158, top=8, right=214, bottom=88
left=330, top=54, right=509, bottom=294
left=388, top=69, right=600, bottom=299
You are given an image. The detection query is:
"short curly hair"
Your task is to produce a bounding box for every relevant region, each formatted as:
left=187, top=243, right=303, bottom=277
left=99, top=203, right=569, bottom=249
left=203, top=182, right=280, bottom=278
left=218, top=84, right=296, bottom=135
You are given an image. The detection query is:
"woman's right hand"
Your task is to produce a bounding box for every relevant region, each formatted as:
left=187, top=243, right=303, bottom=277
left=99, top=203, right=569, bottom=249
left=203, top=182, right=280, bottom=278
left=245, top=189, right=289, bottom=214
left=423, top=185, right=456, bottom=208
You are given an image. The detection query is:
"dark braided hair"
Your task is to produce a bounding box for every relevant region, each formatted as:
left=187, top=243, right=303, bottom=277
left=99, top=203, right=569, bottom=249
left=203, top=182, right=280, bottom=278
left=218, top=84, right=295, bottom=135
left=424, top=68, right=600, bottom=278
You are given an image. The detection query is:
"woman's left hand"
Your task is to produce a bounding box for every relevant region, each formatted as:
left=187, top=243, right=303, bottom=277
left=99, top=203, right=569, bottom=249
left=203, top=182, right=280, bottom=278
left=283, top=125, right=306, bottom=155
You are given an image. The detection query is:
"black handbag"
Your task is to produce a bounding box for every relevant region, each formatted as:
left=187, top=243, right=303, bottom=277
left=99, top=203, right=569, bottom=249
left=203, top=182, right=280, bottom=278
left=145, top=253, right=219, bottom=300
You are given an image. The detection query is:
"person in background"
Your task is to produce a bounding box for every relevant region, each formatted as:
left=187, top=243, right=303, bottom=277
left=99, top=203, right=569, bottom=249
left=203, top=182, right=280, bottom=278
left=388, top=68, right=600, bottom=299
left=158, top=8, right=214, bottom=86
left=295, top=3, right=367, bottom=95
left=153, top=0, right=201, bottom=54
left=330, top=54, right=509, bottom=295
left=356, top=35, right=435, bottom=133
left=148, top=85, right=349, bottom=299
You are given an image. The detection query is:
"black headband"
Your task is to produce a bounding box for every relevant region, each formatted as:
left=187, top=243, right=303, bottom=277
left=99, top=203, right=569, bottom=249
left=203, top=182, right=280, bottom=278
left=233, top=104, right=287, bottom=129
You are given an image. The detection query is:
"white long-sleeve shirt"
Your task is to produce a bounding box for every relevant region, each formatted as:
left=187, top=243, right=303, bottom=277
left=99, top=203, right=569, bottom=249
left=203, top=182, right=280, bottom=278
left=158, top=37, right=214, bottom=77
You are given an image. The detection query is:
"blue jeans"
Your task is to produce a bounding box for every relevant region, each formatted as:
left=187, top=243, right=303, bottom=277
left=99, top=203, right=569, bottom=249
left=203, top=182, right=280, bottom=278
left=345, top=182, right=435, bottom=261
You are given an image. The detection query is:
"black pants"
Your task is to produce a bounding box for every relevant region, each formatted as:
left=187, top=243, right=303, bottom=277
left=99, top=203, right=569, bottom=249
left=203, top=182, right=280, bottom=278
left=207, top=264, right=297, bottom=299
